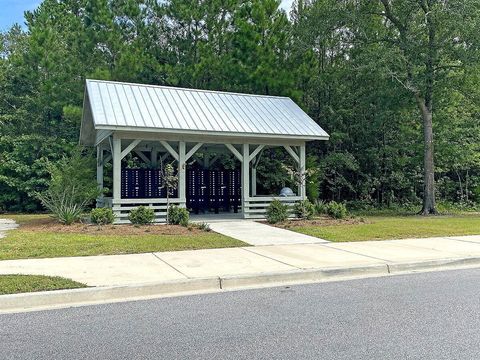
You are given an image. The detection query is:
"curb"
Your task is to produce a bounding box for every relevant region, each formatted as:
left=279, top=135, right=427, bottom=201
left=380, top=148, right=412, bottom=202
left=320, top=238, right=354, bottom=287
left=1, top=257, right=480, bottom=314
left=0, top=277, right=220, bottom=314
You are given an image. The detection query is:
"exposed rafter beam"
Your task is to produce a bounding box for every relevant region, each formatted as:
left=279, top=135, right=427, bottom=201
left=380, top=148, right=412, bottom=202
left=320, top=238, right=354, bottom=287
left=249, top=145, right=265, bottom=163
left=160, top=140, right=179, bottom=161
left=225, top=144, right=243, bottom=162
left=120, top=139, right=141, bottom=160
left=283, top=145, right=299, bottom=164
left=186, top=143, right=203, bottom=161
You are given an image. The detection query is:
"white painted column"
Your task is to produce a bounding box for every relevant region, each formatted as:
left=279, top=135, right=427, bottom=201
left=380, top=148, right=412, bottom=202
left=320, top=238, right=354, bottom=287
left=204, top=151, right=209, bottom=168
left=299, top=143, right=306, bottom=199
left=242, top=143, right=250, bottom=217
left=96, top=146, right=104, bottom=207
left=178, top=141, right=186, bottom=206
left=251, top=167, right=257, bottom=196
left=151, top=148, right=158, bottom=168
left=112, top=135, right=122, bottom=203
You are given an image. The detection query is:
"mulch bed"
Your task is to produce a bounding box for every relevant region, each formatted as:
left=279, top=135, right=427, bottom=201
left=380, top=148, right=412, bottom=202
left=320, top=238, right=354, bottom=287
left=17, top=216, right=203, bottom=236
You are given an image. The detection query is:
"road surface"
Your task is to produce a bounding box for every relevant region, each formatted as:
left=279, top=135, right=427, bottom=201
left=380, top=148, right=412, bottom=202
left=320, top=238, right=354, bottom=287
left=1, top=268, right=479, bottom=359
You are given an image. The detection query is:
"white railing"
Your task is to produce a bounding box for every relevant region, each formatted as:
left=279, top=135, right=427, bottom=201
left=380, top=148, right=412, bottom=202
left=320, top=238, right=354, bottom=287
left=111, top=198, right=185, bottom=224
left=243, top=196, right=301, bottom=219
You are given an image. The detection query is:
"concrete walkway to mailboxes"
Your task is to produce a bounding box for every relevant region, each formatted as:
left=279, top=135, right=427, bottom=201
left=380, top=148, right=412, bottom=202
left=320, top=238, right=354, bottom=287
left=2, top=236, right=480, bottom=287
left=205, top=219, right=329, bottom=246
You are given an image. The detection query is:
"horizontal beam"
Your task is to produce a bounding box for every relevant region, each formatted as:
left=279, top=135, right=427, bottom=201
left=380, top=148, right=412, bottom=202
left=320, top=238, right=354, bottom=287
left=110, top=129, right=319, bottom=146
left=247, top=196, right=302, bottom=202
left=112, top=198, right=185, bottom=205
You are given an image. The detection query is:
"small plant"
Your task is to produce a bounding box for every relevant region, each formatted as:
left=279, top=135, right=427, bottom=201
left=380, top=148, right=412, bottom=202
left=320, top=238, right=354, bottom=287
left=160, top=163, right=178, bottom=223
left=266, top=199, right=289, bottom=224
left=128, top=206, right=155, bottom=225
left=167, top=205, right=189, bottom=227
left=198, top=222, right=211, bottom=232
left=326, top=201, right=348, bottom=219
left=313, top=199, right=327, bottom=215
left=90, top=208, right=115, bottom=225
left=293, top=199, right=315, bottom=220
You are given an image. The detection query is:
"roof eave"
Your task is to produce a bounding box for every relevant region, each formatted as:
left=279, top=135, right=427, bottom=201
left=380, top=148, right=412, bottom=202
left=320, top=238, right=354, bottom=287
left=94, top=125, right=330, bottom=142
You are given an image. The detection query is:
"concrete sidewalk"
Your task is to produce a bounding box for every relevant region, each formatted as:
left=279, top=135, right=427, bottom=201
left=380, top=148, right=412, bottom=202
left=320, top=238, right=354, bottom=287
left=207, top=220, right=328, bottom=245
left=1, top=235, right=480, bottom=287
left=0, top=219, right=17, bottom=239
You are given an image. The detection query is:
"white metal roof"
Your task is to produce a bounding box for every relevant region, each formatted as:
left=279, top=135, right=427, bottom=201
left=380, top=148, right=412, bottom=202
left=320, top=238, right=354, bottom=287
left=80, top=79, right=329, bottom=144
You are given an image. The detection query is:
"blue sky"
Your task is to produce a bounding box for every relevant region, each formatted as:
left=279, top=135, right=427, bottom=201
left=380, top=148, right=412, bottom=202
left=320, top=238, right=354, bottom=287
left=0, top=0, right=40, bottom=30
left=0, top=0, right=294, bottom=31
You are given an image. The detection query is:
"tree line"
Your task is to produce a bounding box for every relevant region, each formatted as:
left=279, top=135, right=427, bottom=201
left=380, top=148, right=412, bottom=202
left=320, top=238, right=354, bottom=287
left=0, top=0, right=479, bottom=213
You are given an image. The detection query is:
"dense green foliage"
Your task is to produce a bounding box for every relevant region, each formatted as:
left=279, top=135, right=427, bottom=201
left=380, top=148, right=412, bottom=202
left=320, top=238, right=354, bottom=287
left=90, top=207, right=115, bottom=225
left=293, top=199, right=315, bottom=220
left=266, top=199, right=289, bottom=223
left=325, top=201, right=348, bottom=219
left=35, top=150, right=98, bottom=224
left=1, top=0, right=479, bottom=212
left=167, top=205, right=190, bottom=227
left=128, top=206, right=155, bottom=225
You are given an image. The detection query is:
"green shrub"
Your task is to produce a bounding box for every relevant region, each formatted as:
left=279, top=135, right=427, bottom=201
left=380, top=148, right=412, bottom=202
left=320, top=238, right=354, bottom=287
left=128, top=206, right=155, bottom=225
left=326, top=201, right=348, bottom=219
left=293, top=199, right=315, bottom=220
left=313, top=200, right=327, bottom=215
left=266, top=199, right=289, bottom=224
left=198, top=222, right=211, bottom=232
left=90, top=208, right=115, bottom=225
left=167, top=205, right=189, bottom=227
left=36, top=149, right=99, bottom=225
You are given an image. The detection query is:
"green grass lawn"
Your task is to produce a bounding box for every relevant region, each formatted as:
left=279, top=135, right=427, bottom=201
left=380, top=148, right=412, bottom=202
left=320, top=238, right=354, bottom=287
left=0, top=275, right=86, bottom=295
left=292, top=215, right=480, bottom=242
left=0, top=231, right=245, bottom=260
left=0, top=214, right=247, bottom=260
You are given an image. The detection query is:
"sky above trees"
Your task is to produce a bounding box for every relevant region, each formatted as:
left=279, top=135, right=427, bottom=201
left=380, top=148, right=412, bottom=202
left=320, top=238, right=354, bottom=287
left=0, top=0, right=295, bottom=29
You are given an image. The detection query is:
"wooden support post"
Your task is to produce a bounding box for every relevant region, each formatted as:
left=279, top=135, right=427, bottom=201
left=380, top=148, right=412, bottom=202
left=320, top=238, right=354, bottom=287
left=299, top=143, right=306, bottom=199
left=112, top=135, right=122, bottom=203
left=178, top=141, right=186, bottom=206
left=204, top=152, right=210, bottom=168
left=242, top=144, right=250, bottom=217
left=252, top=167, right=257, bottom=196
left=96, top=146, right=104, bottom=207
left=151, top=148, right=158, bottom=168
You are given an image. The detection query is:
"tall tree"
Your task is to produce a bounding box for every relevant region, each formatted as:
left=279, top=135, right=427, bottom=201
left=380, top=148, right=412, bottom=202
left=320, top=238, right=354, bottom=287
left=362, top=0, right=480, bottom=214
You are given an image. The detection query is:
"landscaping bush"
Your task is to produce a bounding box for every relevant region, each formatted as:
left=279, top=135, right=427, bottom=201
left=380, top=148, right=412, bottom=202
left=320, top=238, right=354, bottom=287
left=90, top=208, right=115, bottom=225
left=326, top=201, right=348, bottom=219
left=198, top=222, right=211, bottom=232
left=266, top=199, right=289, bottom=224
left=313, top=200, right=327, bottom=215
left=128, top=206, right=155, bottom=225
left=167, top=205, right=189, bottom=227
left=36, top=149, right=99, bottom=225
left=293, top=199, right=315, bottom=220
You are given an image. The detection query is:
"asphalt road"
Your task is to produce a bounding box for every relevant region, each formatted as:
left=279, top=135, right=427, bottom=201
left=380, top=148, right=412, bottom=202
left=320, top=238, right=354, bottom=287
left=1, top=269, right=480, bottom=360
